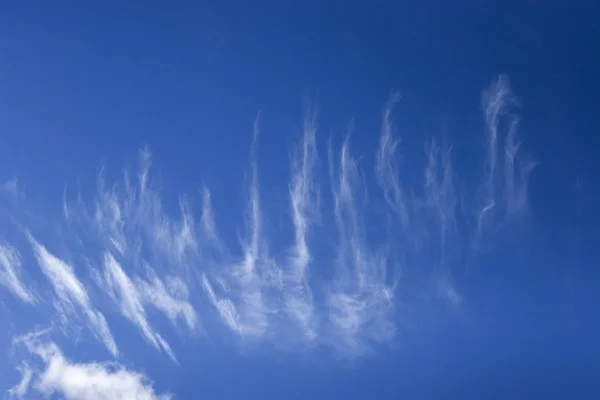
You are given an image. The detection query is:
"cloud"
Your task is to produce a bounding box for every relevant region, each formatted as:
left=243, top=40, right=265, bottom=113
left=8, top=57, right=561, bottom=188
left=327, top=136, right=397, bottom=354
left=0, top=179, right=24, bottom=203
left=27, top=233, right=118, bottom=357
left=100, top=252, right=176, bottom=362
left=61, top=149, right=200, bottom=361
left=422, top=139, right=458, bottom=263
left=11, top=330, right=170, bottom=400
left=1, top=74, right=536, bottom=362
left=376, top=93, right=410, bottom=231
left=476, top=74, right=536, bottom=243
left=7, top=363, right=32, bottom=398
left=0, top=243, right=36, bottom=304
left=202, top=273, right=243, bottom=335
left=202, top=115, right=281, bottom=340
left=135, top=274, right=198, bottom=332
left=284, top=105, right=319, bottom=340
left=199, top=187, right=220, bottom=247
left=64, top=149, right=198, bottom=276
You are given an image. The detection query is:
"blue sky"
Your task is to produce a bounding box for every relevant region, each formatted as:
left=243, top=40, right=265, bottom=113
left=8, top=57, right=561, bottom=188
left=1, top=2, right=599, bottom=399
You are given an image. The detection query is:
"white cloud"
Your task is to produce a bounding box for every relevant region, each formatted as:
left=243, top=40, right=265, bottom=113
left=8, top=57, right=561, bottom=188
left=376, top=93, right=410, bottom=231
left=62, top=150, right=201, bottom=361
left=136, top=274, right=198, bottom=331
left=11, top=331, right=170, bottom=400
left=0, top=243, right=36, bottom=304
left=8, top=363, right=32, bottom=398
left=200, top=187, right=221, bottom=248
left=202, top=273, right=243, bottom=335
left=101, top=252, right=176, bottom=361
left=0, top=179, right=24, bottom=203
left=327, top=136, right=397, bottom=354
left=27, top=233, right=118, bottom=357
left=203, top=115, right=280, bottom=340
left=1, top=75, right=537, bottom=361
left=285, top=106, right=319, bottom=340
left=476, top=74, right=535, bottom=243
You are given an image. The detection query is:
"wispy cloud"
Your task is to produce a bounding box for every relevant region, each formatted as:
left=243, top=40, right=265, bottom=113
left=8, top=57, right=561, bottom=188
left=285, top=105, right=319, bottom=340
left=376, top=97, right=461, bottom=308
left=136, top=273, right=198, bottom=332
left=11, top=330, right=170, bottom=400
left=202, top=115, right=281, bottom=340
left=327, top=136, right=396, bottom=354
left=0, top=243, right=36, bottom=304
left=476, top=74, right=536, bottom=244
left=1, top=74, right=536, bottom=364
left=376, top=93, right=410, bottom=231
left=61, top=149, right=201, bottom=361
left=199, top=186, right=220, bottom=247
left=422, top=139, right=458, bottom=264
left=66, top=149, right=198, bottom=276
left=27, top=233, right=118, bottom=357
left=7, top=363, right=32, bottom=398
left=101, top=252, right=176, bottom=361
left=0, top=179, right=25, bottom=204
left=202, top=273, right=244, bottom=335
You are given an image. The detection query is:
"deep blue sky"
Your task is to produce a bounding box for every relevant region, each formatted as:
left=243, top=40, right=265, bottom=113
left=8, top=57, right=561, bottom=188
left=1, top=2, right=599, bottom=399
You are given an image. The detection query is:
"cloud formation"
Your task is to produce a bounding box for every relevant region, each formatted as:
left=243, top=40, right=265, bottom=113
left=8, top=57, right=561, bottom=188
left=327, top=136, right=397, bottom=353
left=0, top=243, right=36, bottom=304
left=476, top=74, right=536, bottom=244
left=11, top=330, right=170, bottom=400
left=101, top=252, right=177, bottom=362
left=285, top=106, right=319, bottom=340
left=2, top=75, right=536, bottom=394
left=202, top=115, right=280, bottom=340
left=27, top=234, right=118, bottom=357
left=61, top=149, right=201, bottom=361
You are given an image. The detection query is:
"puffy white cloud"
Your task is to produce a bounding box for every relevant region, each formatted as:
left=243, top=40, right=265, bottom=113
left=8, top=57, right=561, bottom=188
left=11, top=330, right=170, bottom=400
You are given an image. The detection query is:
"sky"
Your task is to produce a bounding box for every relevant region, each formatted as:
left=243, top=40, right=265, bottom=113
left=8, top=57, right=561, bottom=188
left=0, top=2, right=599, bottom=399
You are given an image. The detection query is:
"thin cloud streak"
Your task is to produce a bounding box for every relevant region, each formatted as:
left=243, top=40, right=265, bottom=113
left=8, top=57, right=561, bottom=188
left=327, top=137, right=396, bottom=354
left=376, top=93, right=410, bottom=231
left=101, top=252, right=176, bottom=362
left=203, top=115, right=281, bottom=340
left=475, top=74, right=535, bottom=244
left=27, top=233, right=118, bottom=357
left=8, top=363, right=32, bottom=398
left=0, top=243, right=36, bottom=304
left=136, top=274, right=198, bottom=332
left=285, top=106, right=319, bottom=340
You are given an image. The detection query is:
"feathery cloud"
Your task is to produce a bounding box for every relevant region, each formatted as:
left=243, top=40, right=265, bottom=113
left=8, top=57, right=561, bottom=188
left=327, top=136, right=396, bottom=354
left=7, top=363, right=32, bottom=398
left=285, top=105, right=319, bottom=340
left=476, top=74, right=536, bottom=244
left=202, top=115, right=281, bottom=340
left=101, top=252, right=176, bottom=362
left=0, top=243, right=36, bottom=304
left=1, top=75, right=535, bottom=363
left=376, top=93, right=410, bottom=231
left=136, top=274, right=198, bottom=332
left=27, top=233, right=118, bottom=357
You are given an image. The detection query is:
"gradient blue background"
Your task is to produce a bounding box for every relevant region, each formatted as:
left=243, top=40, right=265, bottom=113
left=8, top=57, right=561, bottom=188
left=1, top=2, right=599, bottom=399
